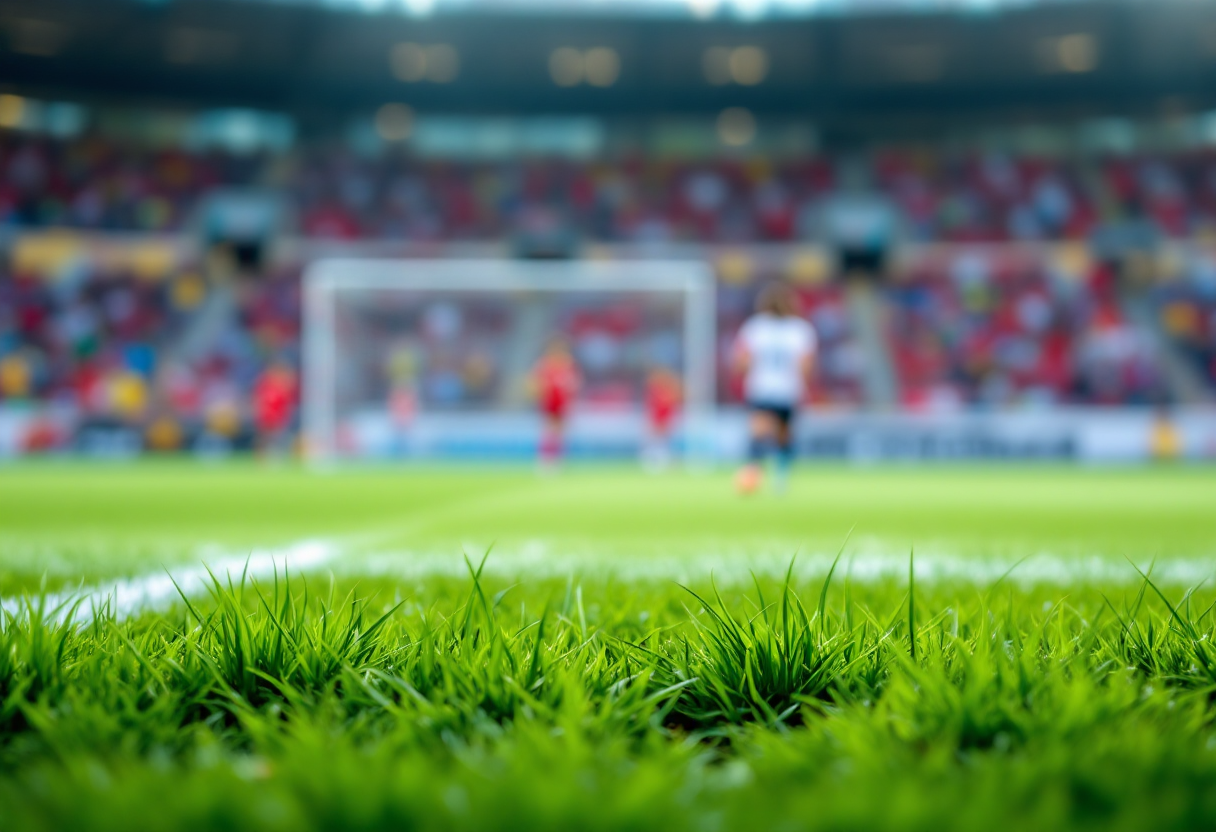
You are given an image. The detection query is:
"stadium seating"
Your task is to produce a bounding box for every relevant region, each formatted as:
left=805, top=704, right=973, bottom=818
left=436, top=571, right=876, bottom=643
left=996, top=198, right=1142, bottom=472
left=1152, top=246, right=1216, bottom=388
left=885, top=247, right=1167, bottom=409
left=2, top=245, right=1184, bottom=455
left=4, top=131, right=1214, bottom=452
left=0, top=252, right=300, bottom=452
left=5, top=133, right=1216, bottom=243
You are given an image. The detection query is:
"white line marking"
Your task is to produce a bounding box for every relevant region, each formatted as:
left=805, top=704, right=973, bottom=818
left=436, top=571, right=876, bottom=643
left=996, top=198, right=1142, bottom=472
left=343, top=543, right=1216, bottom=589
left=0, top=539, right=338, bottom=624
left=3, top=538, right=1212, bottom=627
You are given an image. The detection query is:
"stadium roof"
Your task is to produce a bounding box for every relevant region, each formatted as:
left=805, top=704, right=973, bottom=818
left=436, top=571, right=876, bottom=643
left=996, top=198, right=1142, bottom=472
left=5, top=0, right=1215, bottom=128
left=143, top=0, right=1102, bottom=20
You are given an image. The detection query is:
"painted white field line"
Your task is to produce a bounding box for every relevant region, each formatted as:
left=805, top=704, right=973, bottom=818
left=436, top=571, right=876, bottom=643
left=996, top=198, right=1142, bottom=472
left=4, top=539, right=1212, bottom=626
left=341, top=543, right=1216, bottom=589
left=0, top=539, right=338, bottom=624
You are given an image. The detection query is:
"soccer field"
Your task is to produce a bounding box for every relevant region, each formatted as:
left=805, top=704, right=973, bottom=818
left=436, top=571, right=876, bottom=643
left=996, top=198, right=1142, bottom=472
left=2, top=462, right=1216, bottom=832
left=3, top=462, right=1214, bottom=588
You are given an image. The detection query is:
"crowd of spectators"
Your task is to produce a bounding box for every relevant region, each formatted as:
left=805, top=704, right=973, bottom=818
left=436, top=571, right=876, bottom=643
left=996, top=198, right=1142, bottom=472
left=886, top=249, right=1167, bottom=409
left=0, top=254, right=300, bottom=455
left=5, top=127, right=1214, bottom=454
left=333, top=291, right=693, bottom=423
left=5, top=132, right=1216, bottom=244
left=0, top=134, right=265, bottom=233
left=336, top=294, right=510, bottom=418
left=1154, top=248, right=1216, bottom=388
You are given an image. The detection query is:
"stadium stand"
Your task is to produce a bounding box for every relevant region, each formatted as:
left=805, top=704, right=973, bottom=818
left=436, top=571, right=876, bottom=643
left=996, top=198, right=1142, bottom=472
left=3, top=130, right=1215, bottom=453
left=1153, top=246, right=1216, bottom=388
left=6, top=134, right=1216, bottom=243
left=0, top=238, right=1191, bottom=455
left=884, top=246, right=1168, bottom=409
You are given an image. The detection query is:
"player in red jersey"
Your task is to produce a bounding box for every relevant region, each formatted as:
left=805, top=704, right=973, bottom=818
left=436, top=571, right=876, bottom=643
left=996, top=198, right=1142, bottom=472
left=643, top=366, right=681, bottom=471
left=532, top=339, right=581, bottom=468
left=252, top=361, right=298, bottom=455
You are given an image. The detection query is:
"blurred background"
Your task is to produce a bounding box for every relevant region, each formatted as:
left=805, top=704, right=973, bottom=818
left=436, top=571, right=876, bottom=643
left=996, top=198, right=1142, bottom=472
left=2, top=0, right=1216, bottom=462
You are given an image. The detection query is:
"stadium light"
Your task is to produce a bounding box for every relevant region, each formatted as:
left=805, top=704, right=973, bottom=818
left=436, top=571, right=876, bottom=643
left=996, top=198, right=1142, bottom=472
left=389, top=42, right=459, bottom=83
left=549, top=48, right=619, bottom=87
left=704, top=46, right=768, bottom=86
left=1036, top=33, right=1098, bottom=74
left=1057, top=34, right=1097, bottom=73
left=584, top=48, right=621, bottom=87
left=549, top=48, right=584, bottom=87
left=390, top=42, right=427, bottom=81
left=375, top=103, right=414, bottom=141
left=729, top=46, right=769, bottom=86
left=717, top=107, right=756, bottom=146
left=0, top=95, right=26, bottom=130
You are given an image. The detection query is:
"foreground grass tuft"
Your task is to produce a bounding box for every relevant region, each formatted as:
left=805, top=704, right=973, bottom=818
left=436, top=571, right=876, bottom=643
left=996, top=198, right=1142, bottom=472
left=2, top=564, right=1216, bottom=831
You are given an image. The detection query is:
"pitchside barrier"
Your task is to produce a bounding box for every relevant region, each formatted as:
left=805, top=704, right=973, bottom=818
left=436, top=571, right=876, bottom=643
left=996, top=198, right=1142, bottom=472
left=718, top=408, right=1216, bottom=463
left=2, top=403, right=1213, bottom=461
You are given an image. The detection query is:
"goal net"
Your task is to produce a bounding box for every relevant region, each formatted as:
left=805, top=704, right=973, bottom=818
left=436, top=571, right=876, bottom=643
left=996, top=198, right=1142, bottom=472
left=302, top=259, right=716, bottom=462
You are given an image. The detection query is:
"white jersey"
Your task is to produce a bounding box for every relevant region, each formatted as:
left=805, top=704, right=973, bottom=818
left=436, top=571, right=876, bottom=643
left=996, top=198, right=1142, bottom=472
left=736, top=313, right=817, bottom=406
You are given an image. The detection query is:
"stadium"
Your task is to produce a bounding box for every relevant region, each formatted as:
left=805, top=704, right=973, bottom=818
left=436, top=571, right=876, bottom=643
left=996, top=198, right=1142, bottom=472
left=1, top=0, right=1216, bottom=829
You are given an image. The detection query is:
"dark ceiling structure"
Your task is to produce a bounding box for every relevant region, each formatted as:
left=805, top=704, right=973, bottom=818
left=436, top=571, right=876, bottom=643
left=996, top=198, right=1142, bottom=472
left=1, top=0, right=1214, bottom=136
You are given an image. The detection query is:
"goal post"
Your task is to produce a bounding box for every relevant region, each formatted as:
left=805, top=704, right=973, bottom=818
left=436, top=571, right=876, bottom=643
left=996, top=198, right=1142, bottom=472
left=302, top=258, right=717, bottom=463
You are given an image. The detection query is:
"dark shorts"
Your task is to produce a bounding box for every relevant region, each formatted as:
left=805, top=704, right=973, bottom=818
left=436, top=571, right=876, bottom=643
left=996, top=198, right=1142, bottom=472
left=749, top=401, right=796, bottom=428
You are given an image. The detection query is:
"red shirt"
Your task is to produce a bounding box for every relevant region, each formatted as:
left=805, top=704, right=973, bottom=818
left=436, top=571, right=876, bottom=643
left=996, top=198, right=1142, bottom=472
left=646, top=375, right=681, bottom=430
left=253, top=369, right=297, bottom=432
left=535, top=356, right=580, bottom=416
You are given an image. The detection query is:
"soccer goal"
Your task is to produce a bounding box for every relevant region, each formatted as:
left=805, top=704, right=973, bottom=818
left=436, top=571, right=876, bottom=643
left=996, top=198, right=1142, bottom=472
left=302, top=259, right=717, bottom=463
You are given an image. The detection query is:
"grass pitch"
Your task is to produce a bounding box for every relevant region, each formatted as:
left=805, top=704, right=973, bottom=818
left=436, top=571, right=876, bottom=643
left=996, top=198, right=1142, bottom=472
left=1, top=462, right=1215, bottom=831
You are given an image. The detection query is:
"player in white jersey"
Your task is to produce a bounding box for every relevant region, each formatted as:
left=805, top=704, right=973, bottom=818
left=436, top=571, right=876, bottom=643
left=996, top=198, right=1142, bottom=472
left=732, top=282, right=817, bottom=494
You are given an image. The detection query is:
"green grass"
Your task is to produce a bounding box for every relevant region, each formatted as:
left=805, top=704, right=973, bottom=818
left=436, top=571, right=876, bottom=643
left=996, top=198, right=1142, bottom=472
left=1, top=462, right=1215, bottom=831
left=2, top=462, right=1214, bottom=589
